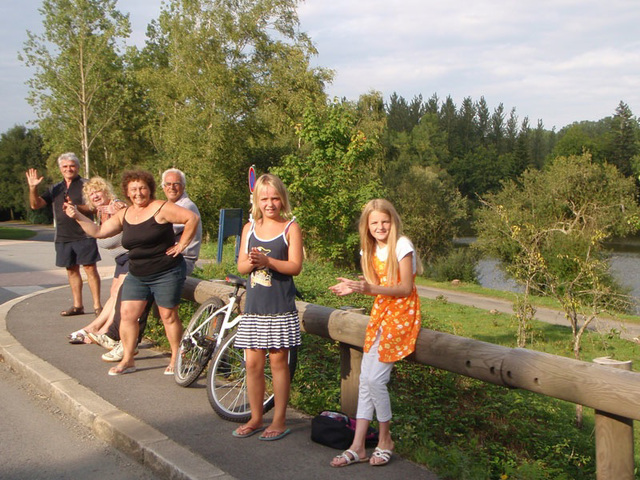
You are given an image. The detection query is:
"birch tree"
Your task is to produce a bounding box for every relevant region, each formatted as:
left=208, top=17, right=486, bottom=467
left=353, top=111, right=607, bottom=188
left=21, top=0, right=131, bottom=176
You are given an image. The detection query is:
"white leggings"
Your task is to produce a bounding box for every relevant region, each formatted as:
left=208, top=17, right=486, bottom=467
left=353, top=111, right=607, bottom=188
left=356, top=332, right=394, bottom=423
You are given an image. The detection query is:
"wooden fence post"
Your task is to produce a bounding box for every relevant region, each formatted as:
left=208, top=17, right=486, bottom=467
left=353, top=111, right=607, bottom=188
left=340, top=344, right=362, bottom=417
left=593, top=357, right=634, bottom=480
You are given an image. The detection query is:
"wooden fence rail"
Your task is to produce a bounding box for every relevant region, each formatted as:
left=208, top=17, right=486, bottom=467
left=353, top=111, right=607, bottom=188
left=183, top=277, right=638, bottom=479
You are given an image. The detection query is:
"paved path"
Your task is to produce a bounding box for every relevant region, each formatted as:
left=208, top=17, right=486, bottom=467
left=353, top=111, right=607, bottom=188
left=415, top=285, right=640, bottom=342
left=0, top=224, right=438, bottom=480
left=0, top=222, right=115, bottom=304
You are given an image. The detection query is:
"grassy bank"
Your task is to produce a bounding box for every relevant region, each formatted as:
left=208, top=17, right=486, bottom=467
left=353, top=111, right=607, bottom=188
left=149, top=243, right=640, bottom=479
left=0, top=226, right=37, bottom=240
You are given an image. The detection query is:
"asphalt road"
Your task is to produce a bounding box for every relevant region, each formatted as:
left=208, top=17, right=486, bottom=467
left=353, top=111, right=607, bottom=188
left=0, top=224, right=160, bottom=479
left=0, top=353, right=160, bottom=480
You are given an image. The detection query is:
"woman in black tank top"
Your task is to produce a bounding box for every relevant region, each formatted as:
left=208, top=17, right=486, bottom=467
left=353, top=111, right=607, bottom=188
left=64, top=170, right=200, bottom=377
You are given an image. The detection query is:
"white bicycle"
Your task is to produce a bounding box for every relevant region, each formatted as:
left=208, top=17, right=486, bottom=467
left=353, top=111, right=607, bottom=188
left=174, top=274, right=297, bottom=422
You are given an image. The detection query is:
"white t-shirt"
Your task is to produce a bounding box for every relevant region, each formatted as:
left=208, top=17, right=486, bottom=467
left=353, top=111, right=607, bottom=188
left=374, top=236, right=417, bottom=274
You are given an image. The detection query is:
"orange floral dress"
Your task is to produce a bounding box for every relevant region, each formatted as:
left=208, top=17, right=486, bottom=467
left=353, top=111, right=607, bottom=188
left=363, top=253, right=422, bottom=362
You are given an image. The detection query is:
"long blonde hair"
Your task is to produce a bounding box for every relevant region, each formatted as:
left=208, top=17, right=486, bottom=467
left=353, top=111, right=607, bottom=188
left=251, top=174, right=292, bottom=221
left=359, top=199, right=404, bottom=285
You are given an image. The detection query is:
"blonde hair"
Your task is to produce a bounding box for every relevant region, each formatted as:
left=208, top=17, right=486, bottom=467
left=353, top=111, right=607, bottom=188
left=83, top=177, right=115, bottom=208
left=251, top=174, right=292, bottom=221
left=359, top=199, right=423, bottom=285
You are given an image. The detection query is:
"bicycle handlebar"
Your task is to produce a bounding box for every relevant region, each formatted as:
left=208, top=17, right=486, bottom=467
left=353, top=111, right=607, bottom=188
left=224, top=274, right=247, bottom=288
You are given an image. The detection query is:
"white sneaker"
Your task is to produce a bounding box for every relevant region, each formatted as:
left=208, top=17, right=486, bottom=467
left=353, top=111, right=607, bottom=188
left=101, top=342, right=138, bottom=362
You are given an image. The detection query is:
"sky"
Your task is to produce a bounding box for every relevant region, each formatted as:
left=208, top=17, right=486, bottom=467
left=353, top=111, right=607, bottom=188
left=1, top=0, right=639, bottom=135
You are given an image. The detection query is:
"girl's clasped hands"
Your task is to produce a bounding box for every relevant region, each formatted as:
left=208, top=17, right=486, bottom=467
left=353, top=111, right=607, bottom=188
left=329, top=277, right=370, bottom=296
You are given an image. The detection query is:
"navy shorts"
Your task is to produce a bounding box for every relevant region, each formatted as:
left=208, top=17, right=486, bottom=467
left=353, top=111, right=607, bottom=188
left=55, top=238, right=101, bottom=268
left=121, top=260, right=186, bottom=309
left=114, top=253, right=129, bottom=278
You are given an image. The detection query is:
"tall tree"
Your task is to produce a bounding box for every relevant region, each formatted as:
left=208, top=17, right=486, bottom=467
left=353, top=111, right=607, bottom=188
left=551, top=123, right=602, bottom=160
left=489, top=103, right=506, bottom=154
left=440, top=96, right=458, bottom=156
left=457, top=96, right=478, bottom=153
left=505, top=107, right=518, bottom=152
left=512, top=117, right=531, bottom=177
left=274, top=99, right=383, bottom=266
left=476, top=96, right=490, bottom=145
left=530, top=119, right=547, bottom=169
left=136, top=0, right=330, bottom=233
left=476, top=153, right=639, bottom=360
left=21, top=0, right=131, bottom=176
left=386, top=93, right=411, bottom=133
left=386, top=163, right=467, bottom=262
left=475, top=153, right=639, bottom=426
left=605, top=101, right=639, bottom=176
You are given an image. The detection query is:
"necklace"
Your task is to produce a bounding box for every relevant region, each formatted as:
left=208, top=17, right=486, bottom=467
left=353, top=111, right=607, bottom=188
left=133, top=205, right=146, bottom=221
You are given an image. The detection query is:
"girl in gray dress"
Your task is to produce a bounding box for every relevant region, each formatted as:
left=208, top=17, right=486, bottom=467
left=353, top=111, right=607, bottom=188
left=233, top=174, right=303, bottom=441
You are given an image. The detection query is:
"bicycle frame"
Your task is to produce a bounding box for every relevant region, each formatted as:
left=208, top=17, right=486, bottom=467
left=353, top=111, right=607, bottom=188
left=188, top=289, right=243, bottom=351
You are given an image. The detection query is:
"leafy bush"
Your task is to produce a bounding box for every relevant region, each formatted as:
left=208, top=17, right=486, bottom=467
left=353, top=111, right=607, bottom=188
left=25, top=207, right=52, bottom=225
left=426, top=246, right=480, bottom=283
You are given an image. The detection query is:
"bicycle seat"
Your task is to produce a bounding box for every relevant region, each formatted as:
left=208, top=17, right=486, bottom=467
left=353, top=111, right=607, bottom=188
left=225, top=274, right=247, bottom=288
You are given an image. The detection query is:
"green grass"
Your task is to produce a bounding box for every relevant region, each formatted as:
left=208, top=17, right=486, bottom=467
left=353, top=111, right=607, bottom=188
left=417, top=276, right=640, bottom=326
left=145, top=242, right=640, bottom=479
left=0, top=226, right=37, bottom=240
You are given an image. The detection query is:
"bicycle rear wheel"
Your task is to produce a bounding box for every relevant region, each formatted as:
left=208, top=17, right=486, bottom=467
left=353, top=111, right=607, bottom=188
left=206, top=331, right=298, bottom=423
left=175, top=297, right=225, bottom=387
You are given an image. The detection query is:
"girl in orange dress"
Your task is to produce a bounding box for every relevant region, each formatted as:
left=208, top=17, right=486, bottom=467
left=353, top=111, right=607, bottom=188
left=329, top=199, right=421, bottom=467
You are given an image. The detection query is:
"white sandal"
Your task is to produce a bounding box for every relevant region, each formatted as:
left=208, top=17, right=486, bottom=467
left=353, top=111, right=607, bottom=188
left=330, top=449, right=369, bottom=467
left=370, top=447, right=392, bottom=466
left=68, top=329, right=88, bottom=344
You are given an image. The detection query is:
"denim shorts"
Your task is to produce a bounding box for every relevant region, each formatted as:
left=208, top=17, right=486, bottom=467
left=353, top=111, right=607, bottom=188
left=121, top=260, right=186, bottom=308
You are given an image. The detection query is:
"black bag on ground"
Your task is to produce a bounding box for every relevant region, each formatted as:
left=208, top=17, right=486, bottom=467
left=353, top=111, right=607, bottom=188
left=310, top=411, right=378, bottom=450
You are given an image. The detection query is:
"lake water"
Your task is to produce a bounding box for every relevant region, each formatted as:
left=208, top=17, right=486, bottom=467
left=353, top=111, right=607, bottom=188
left=468, top=238, right=640, bottom=311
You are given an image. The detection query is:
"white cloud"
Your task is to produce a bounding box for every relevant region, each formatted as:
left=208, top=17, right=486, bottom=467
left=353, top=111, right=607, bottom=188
left=1, top=0, right=639, bottom=132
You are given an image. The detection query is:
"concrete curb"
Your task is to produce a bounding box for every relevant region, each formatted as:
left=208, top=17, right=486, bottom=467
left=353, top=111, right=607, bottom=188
left=0, top=289, right=236, bottom=480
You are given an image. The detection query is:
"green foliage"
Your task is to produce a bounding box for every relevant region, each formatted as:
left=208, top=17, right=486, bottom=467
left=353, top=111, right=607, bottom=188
left=385, top=162, right=468, bottom=262
left=426, top=246, right=480, bottom=283
left=134, top=0, right=330, bottom=235
left=552, top=123, right=604, bottom=161
left=475, top=152, right=640, bottom=359
left=274, top=98, right=384, bottom=266
left=603, top=101, right=640, bottom=176
left=24, top=208, right=53, bottom=225
left=0, top=126, right=46, bottom=221
left=20, top=0, right=131, bottom=176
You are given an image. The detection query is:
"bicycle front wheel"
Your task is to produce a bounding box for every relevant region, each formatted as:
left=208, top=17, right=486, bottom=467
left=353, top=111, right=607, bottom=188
left=206, top=331, right=298, bottom=423
left=175, top=297, right=225, bottom=387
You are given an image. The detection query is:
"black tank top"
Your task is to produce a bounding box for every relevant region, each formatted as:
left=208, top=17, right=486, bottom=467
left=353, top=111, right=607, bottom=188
left=122, top=202, right=181, bottom=276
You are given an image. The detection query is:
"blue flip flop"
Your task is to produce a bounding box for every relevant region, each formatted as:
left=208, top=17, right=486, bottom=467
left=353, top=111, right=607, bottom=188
left=232, top=425, right=265, bottom=438
left=258, top=428, right=291, bottom=441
